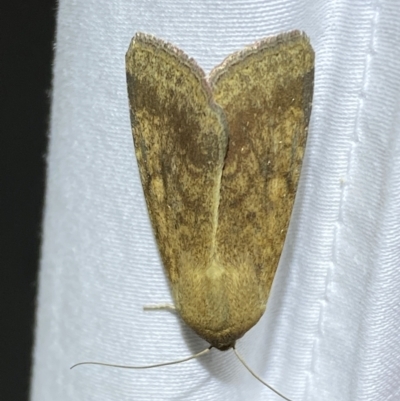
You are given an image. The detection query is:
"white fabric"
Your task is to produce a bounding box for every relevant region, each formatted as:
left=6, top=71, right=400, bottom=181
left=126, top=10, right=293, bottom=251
left=30, top=0, right=400, bottom=400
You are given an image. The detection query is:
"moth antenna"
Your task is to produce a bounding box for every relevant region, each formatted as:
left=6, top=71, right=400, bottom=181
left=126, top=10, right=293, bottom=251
left=233, top=347, right=292, bottom=401
left=70, top=346, right=212, bottom=370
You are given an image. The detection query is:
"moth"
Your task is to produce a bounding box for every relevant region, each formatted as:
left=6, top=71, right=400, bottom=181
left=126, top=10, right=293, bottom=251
left=125, top=31, right=314, bottom=350
left=72, top=31, right=314, bottom=401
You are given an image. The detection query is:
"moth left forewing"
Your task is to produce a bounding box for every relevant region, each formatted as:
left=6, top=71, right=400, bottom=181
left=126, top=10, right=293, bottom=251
left=208, top=31, right=314, bottom=342
left=126, top=34, right=231, bottom=347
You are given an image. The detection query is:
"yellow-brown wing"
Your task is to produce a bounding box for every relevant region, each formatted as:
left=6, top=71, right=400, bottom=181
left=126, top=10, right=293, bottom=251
left=210, top=30, right=314, bottom=318
left=126, top=33, right=228, bottom=286
left=126, top=32, right=314, bottom=350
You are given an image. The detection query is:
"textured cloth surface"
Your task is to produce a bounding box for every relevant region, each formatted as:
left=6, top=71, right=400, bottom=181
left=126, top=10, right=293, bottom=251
left=31, top=1, right=400, bottom=400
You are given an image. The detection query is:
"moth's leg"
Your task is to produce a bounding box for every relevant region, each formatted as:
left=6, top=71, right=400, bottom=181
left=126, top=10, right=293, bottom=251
left=143, top=304, right=176, bottom=311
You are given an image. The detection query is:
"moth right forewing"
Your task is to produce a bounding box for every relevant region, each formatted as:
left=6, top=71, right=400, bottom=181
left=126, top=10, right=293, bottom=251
left=209, top=31, right=314, bottom=311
